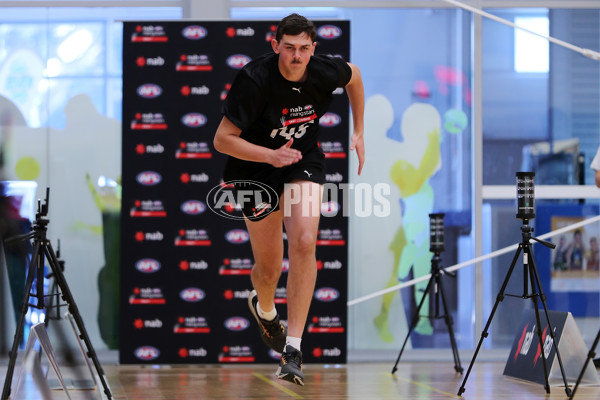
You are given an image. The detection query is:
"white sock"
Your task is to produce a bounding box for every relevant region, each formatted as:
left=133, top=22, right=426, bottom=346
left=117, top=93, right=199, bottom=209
left=286, top=336, right=302, bottom=352
left=257, top=302, right=277, bottom=321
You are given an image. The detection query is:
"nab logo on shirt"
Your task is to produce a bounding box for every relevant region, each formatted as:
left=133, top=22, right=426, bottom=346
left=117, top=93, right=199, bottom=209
left=182, top=25, right=207, bottom=40
left=317, top=25, right=342, bottom=40
left=135, top=346, right=160, bottom=361
left=137, top=83, right=162, bottom=99
left=226, top=54, right=251, bottom=69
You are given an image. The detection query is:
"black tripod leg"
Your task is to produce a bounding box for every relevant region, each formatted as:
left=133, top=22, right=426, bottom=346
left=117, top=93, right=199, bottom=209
left=458, top=244, right=523, bottom=396
left=527, top=247, right=572, bottom=397
left=43, top=244, right=113, bottom=400
left=437, top=275, right=463, bottom=373
left=1, top=244, right=41, bottom=400
left=529, top=290, right=551, bottom=393
left=569, top=329, right=600, bottom=400
left=392, top=275, right=435, bottom=374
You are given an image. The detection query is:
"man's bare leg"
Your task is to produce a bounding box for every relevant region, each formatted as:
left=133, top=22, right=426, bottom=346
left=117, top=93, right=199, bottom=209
left=245, top=210, right=284, bottom=312
left=281, top=181, right=322, bottom=339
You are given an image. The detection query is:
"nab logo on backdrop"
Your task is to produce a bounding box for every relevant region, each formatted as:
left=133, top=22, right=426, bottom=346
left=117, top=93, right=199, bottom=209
left=319, top=141, right=346, bottom=159
left=136, top=56, right=165, bottom=67
left=226, top=27, right=255, bottom=37
left=131, top=25, right=167, bottom=42
left=181, top=85, right=209, bottom=96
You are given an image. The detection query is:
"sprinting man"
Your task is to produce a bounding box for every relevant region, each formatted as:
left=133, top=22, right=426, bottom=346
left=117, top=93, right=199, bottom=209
left=214, top=13, right=365, bottom=385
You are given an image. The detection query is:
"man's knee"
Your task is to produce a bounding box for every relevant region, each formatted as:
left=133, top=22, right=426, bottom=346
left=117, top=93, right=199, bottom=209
left=289, top=231, right=317, bottom=255
left=253, top=262, right=282, bottom=284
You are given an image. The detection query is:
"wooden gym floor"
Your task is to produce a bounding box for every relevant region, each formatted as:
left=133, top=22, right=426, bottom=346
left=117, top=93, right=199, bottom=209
left=2, top=354, right=600, bottom=400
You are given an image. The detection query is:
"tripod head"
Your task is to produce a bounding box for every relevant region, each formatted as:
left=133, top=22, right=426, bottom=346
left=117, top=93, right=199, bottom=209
left=35, top=187, right=50, bottom=221
left=520, top=218, right=556, bottom=250
left=2, top=187, right=51, bottom=246
left=430, top=250, right=457, bottom=278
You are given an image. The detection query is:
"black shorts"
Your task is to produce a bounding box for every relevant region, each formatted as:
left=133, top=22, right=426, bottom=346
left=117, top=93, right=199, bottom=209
left=224, top=148, right=325, bottom=221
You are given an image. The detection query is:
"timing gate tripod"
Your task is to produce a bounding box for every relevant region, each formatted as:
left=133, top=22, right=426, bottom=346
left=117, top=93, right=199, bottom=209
left=392, top=252, right=463, bottom=374
left=457, top=220, right=571, bottom=397
left=569, top=328, right=600, bottom=399
left=1, top=189, right=113, bottom=400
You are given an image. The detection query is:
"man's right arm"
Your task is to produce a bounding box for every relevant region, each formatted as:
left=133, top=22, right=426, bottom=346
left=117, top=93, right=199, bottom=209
left=213, top=116, right=302, bottom=168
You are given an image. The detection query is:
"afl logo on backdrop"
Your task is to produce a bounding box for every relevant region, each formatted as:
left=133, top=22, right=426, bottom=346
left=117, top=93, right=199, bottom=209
left=135, top=259, right=161, bottom=273
left=224, top=317, right=250, bottom=331
left=136, top=171, right=161, bottom=186
left=226, top=54, right=251, bottom=69
left=136, top=83, right=162, bottom=99
left=181, top=113, right=207, bottom=128
left=319, top=112, right=341, bottom=127
left=134, top=346, right=160, bottom=361
left=225, top=229, right=250, bottom=244
left=314, top=287, right=340, bottom=302
left=181, top=200, right=206, bottom=215
left=317, top=25, right=342, bottom=39
left=182, top=25, right=207, bottom=40
left=180, top=288, right=205, bottom=303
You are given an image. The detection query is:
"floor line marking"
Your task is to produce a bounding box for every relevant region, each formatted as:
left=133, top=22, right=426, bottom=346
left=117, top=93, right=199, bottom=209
left=389, top=373, right=461, bottom=398
left=253, top=372, right=304, bottom=399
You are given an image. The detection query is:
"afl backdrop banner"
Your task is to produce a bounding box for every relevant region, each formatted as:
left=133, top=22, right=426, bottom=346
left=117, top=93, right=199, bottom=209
left=503, top=310, right=600, bottom=386
left=121, top=21, right=350, bottom=364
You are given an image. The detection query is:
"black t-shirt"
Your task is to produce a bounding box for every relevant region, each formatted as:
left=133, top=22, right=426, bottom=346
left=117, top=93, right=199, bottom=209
left=221, top=52, right=352, bottom=177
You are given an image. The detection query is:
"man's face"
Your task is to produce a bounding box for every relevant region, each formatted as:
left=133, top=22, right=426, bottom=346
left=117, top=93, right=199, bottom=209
left=272, top=32, right=315, bottom=77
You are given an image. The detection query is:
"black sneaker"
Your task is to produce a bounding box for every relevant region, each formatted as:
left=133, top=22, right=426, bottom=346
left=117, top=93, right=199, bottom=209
left=248, top=290, right=286, bottom=353
left=276, top=345, right=304, bottom=386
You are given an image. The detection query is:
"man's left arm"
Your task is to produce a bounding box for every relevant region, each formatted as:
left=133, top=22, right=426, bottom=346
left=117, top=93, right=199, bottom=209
left=346, top=62, right=365, bottom=175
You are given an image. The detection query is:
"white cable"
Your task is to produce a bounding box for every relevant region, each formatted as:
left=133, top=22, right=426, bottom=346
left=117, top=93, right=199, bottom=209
left=440, top=0, right=600, bottom=62
left=347, top=215, right=600, bottom=307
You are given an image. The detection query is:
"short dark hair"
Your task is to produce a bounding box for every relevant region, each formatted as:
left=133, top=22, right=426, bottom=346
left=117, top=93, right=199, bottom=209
left=276, top=13, right=317, bottom=42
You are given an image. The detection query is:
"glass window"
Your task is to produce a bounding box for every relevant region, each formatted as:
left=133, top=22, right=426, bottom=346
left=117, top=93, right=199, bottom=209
left=0, top=7, right=182, bottom=128
left=483, top=8, right=599, bottom=186
left=514, top=15, right=549, bottom=73
left=233, top=6, right=474, bottom=352
left=0, top=4, right=182, bottom=352
left=482, top=8, right=600, bottom=348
